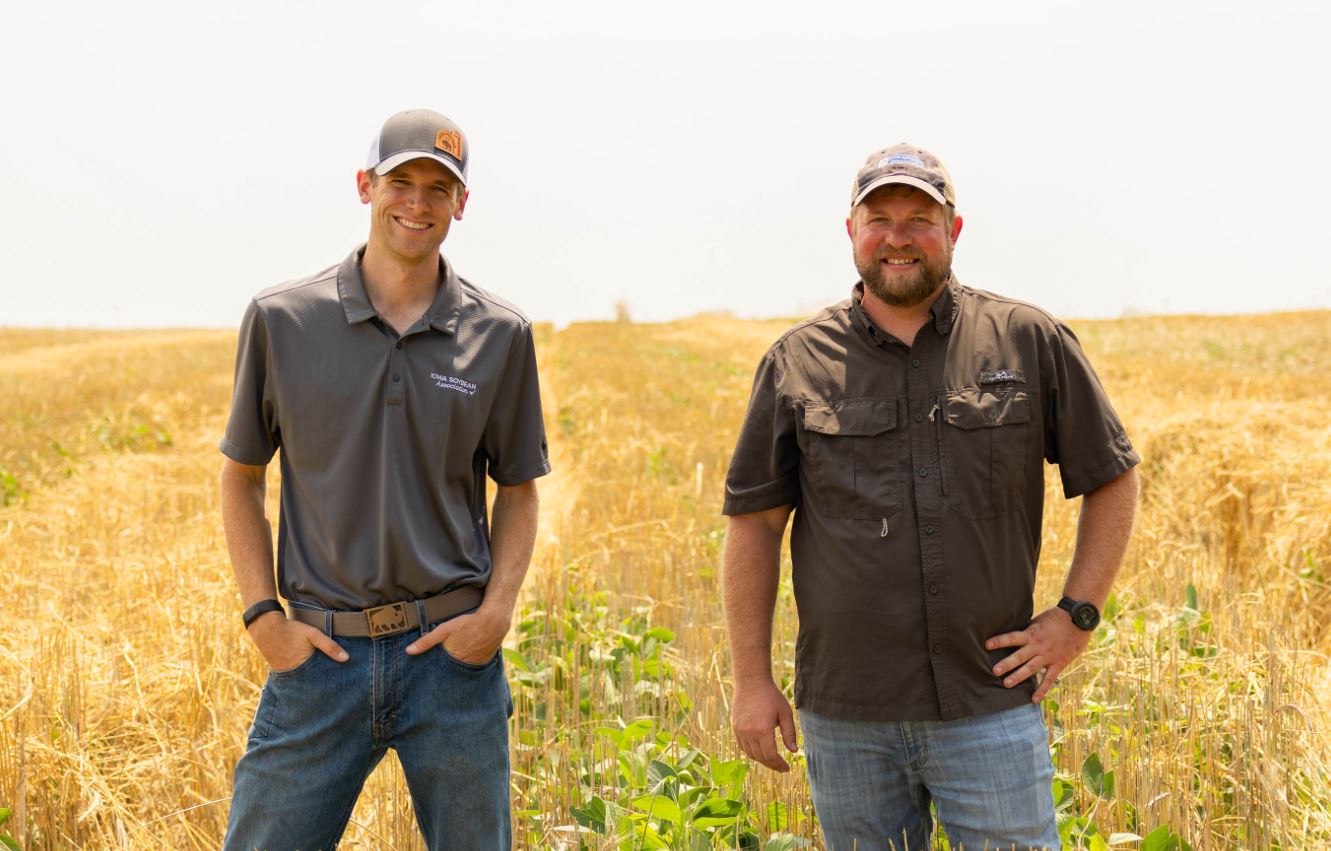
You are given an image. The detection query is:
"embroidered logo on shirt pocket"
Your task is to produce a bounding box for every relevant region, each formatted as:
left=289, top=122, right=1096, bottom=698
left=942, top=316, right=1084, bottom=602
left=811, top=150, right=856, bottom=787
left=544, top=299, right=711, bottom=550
left=941, top=387, right=1032, bottom=518
left=799, top=398, right=904, bottom=521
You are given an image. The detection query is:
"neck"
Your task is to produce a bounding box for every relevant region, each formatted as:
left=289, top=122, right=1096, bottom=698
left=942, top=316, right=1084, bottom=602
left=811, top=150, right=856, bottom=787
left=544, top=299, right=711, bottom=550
left=360, top=240, right=441, bottom=310
left=860, top=282, right=946, bottom=348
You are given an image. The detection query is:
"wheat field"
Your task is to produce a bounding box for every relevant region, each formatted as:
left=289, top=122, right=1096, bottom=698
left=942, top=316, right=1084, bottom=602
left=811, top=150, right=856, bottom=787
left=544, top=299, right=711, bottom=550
left=1, top=311, right=1329, bottom=849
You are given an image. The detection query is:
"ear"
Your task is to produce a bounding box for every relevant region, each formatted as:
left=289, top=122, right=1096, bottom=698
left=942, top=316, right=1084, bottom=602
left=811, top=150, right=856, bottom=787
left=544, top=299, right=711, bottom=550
left=845, top=214, right=855, bottom=241
left=950, top=213, right=964, bottom=244
left=356, top=169, right=373, bottom=204
left=453, top=189, right=470, bottom=221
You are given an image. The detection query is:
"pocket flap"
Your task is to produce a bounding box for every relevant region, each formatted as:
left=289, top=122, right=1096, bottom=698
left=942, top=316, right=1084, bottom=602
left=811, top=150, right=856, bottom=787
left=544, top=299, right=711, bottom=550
left=802, top=398, right=898, bottom=436
left=944, top=388, right=1032, bottom=430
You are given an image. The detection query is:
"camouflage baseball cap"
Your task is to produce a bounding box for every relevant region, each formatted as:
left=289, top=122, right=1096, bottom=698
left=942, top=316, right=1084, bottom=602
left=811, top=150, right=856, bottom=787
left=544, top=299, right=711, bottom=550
left=851, top=143, right=955, bottom=208
left=365, top=109, right=469, bottom=186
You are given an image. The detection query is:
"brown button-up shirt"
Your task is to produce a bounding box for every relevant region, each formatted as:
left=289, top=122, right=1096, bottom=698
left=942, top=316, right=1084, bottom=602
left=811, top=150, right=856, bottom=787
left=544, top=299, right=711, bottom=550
left=723, top=279, right=1139, bottom=721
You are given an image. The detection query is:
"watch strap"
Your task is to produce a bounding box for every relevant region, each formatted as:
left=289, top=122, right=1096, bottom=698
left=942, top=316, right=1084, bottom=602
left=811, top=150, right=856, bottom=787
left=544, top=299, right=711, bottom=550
left=242, top=598, right=285, bottom=628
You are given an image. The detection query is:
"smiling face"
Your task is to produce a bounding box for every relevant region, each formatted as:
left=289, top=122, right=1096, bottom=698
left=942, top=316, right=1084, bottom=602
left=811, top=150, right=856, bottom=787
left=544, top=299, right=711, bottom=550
left=847, top=185, right=963, bottom=309
left=357, top=158, right=468, bottom=263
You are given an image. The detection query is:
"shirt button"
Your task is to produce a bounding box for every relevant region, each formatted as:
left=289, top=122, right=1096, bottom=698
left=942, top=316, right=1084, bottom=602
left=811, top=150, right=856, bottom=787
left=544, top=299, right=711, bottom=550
left=918, top=468, right=929, bottom=478
left=913, top=413, right=923, bottom=423
left=392, top=372, right=401, bottom=382
left=395, top=341, right=403, bottom=349
left=928, top=584, right=938, bottom=594
left=932, top=643, right=943, bottom=654
left=911, top=358, right=921, bottom=368
left=925, top=525, right=935, bottom=535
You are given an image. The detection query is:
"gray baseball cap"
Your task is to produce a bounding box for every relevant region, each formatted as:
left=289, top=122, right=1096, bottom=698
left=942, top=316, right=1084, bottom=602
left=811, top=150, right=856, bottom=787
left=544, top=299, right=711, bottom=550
left=365, top=109, right=469, bottom=186
left=852, top=143, right=955, bottom=208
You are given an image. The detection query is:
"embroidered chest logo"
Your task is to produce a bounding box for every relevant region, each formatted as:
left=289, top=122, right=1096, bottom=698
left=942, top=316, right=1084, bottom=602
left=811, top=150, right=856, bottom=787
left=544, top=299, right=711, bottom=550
left=430, top=372, right=478, bottom=395
left=979, top=368, right=1025, bottom=385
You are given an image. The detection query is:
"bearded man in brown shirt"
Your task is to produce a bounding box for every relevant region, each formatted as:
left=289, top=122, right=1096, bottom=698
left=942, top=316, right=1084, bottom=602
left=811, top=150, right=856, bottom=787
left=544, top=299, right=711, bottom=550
left=722, top=144, right=1139, bottom=851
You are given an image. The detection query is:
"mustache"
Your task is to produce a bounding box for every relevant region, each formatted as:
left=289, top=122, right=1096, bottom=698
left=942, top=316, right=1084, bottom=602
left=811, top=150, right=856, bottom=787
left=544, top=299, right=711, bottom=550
left=873, top=249, right=924, bottom=263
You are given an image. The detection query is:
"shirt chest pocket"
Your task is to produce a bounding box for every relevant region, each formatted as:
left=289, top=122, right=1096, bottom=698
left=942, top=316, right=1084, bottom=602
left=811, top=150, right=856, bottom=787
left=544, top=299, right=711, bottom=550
left=798, top=398, right=904, bottom=521
left=940, top=387, right=1032, bottom=518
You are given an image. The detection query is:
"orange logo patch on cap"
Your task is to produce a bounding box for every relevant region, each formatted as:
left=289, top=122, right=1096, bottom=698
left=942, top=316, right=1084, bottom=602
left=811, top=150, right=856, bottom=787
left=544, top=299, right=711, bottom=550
left=435, top=129, right=462, bottom=159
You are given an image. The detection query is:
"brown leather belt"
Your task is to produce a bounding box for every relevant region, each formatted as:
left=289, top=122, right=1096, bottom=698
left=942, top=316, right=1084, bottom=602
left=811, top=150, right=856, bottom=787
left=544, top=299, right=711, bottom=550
left=289, top=586, right=484, bottom=638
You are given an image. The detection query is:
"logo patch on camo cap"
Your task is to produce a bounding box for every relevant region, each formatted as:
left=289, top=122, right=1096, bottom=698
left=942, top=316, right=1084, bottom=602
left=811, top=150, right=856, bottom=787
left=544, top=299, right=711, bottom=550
left=852, top=143, right=956, bottom=208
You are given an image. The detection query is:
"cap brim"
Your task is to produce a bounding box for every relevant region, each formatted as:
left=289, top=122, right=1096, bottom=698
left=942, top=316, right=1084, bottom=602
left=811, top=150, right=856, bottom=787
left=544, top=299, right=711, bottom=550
left=374, top=151, right=467, bottom=186
left=853, top=174, right=947, bottom=207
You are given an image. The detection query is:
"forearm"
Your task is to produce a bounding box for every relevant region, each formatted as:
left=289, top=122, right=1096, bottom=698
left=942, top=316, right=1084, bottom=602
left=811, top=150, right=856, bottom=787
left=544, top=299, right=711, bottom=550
left=480, top=480, right=540, bottom=620
left=723, top=508, right=790, bottom=685
left=220, top=460, right=277, bottom=608
left=1063, top=467, right=1139, bottom=607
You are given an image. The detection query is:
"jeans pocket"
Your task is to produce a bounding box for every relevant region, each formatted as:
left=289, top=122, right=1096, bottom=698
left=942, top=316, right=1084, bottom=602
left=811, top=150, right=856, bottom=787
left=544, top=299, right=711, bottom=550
left=269, top=648, right=322, bottom=679
left=439, top=644, right=501, bottom=672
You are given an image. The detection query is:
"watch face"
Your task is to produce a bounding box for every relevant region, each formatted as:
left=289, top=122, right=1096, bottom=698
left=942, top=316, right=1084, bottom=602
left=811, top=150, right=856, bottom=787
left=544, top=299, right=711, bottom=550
left=1072, top=603, right=1100, bottom=630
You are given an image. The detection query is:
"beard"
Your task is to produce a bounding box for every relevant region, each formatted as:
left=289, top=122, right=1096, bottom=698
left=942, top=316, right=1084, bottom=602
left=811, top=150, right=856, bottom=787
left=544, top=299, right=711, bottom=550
left=855, top=244, right=953, bottom=308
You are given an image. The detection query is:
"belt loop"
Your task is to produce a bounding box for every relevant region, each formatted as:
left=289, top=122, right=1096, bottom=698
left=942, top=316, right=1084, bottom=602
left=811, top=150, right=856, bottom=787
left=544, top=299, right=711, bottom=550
left=416, top=600, right=429, bottom=636
left=324, top=610, right=333, bottom=637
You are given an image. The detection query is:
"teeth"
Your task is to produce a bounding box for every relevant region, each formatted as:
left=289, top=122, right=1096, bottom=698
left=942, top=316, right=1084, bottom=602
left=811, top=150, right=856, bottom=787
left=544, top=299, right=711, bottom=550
left=886, top=259, right=916, bottom=265
left=396, top=217, right=430, bottom=231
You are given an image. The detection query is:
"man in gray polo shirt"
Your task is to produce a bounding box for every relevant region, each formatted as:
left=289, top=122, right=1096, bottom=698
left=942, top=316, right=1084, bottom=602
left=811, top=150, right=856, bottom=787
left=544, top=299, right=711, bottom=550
left=218, top=109, right=549, bottom=850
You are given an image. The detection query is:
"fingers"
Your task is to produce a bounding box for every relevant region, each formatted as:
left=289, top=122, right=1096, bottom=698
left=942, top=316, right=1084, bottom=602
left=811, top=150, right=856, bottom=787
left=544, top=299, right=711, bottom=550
left=777, top=700, right=799, bottom=753
left=405, top=619, right=455, bottom=655
left=1032, top=663, right=1065, bottom=702
left=999, top=657, right=1045, bottom=689
left=741, top=731, right=790, bottom=772
left=294, top=622, right=348, bottom=662
left=985, top=629, right=1030, bottom=651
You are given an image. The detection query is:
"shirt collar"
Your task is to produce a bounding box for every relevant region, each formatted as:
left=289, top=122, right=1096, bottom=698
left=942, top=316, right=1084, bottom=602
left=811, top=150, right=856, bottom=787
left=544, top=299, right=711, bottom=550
left=337, top=245, right=464, bottom=335
left=849, top=276, right=962, bottom=344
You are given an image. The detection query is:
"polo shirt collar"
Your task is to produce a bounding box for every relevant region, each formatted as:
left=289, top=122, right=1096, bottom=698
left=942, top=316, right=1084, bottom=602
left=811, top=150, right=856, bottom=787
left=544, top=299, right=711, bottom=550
left=337, top=245, right=464, bottom=335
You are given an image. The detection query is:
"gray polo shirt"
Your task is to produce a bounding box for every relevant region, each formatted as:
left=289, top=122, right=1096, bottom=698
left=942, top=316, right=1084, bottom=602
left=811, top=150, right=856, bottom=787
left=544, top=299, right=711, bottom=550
left=221, top=246, right=551, bottom=610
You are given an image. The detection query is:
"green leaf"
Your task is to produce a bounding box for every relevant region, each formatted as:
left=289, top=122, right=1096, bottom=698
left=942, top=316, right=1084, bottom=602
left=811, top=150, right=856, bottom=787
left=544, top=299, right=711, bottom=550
left=712, top=758, right=750, bottom=794
left=1051, top=777, right=1076, bottom=812
left=1081, top=753, right=1114, bottom=799
left=0, top=809, right=10, bottom=828
left=644, top=626, right=677, bottom=642
left=764, top=834, right=813, bottom=850
left=1185, top=583, right=1199, bottom=611
left=0, top=837, right=18, bottom=851
left=632, top=794, right=683, bottom=825
left=765, top=800, right=790, bottom=832
left=501, top=647, right=530, bottom=672
left=691, top=797, right=744, bottom=827
left=1140, top=826, right=1181, bottom=851
left=1108, top=832, right=1144, bottom=846
left=570, top=796, right=608, bottom=833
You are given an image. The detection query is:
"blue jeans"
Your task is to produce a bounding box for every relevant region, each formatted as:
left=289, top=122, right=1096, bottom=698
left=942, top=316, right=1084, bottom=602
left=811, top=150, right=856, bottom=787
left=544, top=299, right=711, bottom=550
left=222, top=616, right=512, bottom=851
left=801, top=703, right=1060, bottom=851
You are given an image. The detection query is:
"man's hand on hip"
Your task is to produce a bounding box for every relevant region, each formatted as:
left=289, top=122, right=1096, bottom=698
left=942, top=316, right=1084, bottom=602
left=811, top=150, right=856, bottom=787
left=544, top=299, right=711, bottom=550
left=248, top=612, right=349, bottom=672
left=405, top=607, right=510, bottom=664
left=732, top=677, right=799, bottom=772
left=986, top=607, right=1092, bottom=702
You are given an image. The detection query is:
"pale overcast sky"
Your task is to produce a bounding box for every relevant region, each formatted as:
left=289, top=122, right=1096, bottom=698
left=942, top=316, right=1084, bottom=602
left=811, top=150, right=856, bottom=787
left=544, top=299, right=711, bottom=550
left=2, top=0, right=1328, bottom=328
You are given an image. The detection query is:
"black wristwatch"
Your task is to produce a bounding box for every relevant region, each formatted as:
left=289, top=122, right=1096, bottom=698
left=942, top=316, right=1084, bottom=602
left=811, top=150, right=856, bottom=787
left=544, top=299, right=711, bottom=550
left=1057, top=596, right=1101, bottom=631
left=242, top=599, right=285, bottom=628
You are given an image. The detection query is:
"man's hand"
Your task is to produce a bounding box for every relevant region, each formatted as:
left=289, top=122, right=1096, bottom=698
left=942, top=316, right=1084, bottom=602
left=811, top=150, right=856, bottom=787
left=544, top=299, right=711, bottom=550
left=732, top=677, right=799, bottom=772
left=248, top=611, right=348, bottom=671
left=405, top=607, right=511, bottom=664
left=986, top=606, right=1091, bottom=702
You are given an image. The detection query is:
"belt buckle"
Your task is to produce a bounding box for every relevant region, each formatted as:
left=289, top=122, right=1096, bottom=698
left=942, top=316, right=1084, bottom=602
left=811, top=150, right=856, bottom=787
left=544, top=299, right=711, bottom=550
left=364, top=601, right=411, bottom=637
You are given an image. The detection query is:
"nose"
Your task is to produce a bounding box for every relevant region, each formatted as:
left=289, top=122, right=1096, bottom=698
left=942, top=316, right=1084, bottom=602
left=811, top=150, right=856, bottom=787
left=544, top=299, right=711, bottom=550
left=880, top=220, right=913, bottom=248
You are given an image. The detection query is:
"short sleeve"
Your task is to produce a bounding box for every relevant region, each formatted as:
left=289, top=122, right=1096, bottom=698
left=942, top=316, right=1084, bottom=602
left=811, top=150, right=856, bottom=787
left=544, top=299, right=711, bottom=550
left=219, top=299, right=281, bottom=465
left=1043, top=323, right=1140, bottom=497
left=483, top=323, right=552, bottom=485
left=722, top=347, right=800, bottom=515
